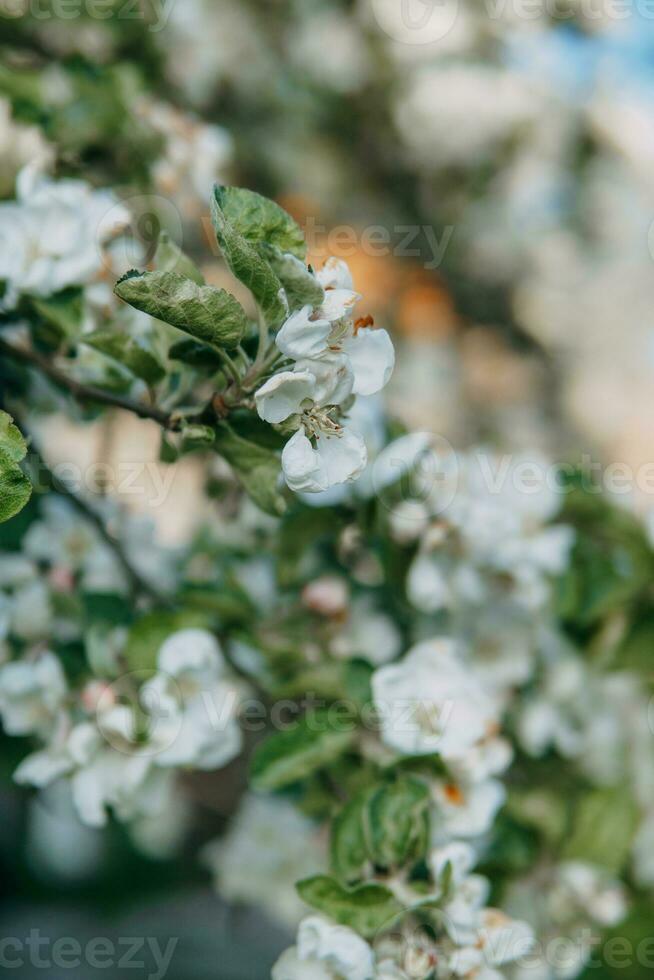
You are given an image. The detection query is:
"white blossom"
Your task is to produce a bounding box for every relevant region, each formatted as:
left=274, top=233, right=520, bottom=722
left=372, top=639, right=498, bottom=759
left=330, top=596, right=402, bottom=666
left=203, top=794, right=326, bottom=928
left=432, top=777, right=507, bottom=841
left=0, top=164, right=129, bottom=309
left=0, top=652, right=67, bottom=737
left=281, top=424, right=368, bottom=494
left=142, top=629, right=242, bottom=771
left=273, top=916, right=374, bottom=980
left=256, top=258, right=394, bottom=494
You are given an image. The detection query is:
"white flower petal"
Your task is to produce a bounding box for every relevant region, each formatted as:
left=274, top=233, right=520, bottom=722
left=407, top=553, right=452, bottom=613
left=71, top=761, right=110, bottom=828
left=282, top=428, right=329, bottom=494
left=276, top=305, right=331, bottom=360
left=372, top=639, right=497, bottom=759
left=319, top=287, right=360, bottom=321
left=281, top=423, right=366, bottom=494
left=315, top=427, right=367, bottom=487
left=272, top=947, right=331, bottom=980
left=429, top=841, right=477, bottom=886
left=479, top=913, right=535, bottom=966
left=157, top=628, right=223, bottom=679
left=298, top=916, right=374, bottom=980
left=316, top=257, right=354, bottom=290
left=14, top=749, right=73, bottom=788
left=343, top=327, right=395, bottom=396
left=294, top=352, right=353, bottom=407
left=255, top=370, right=316, bottom=423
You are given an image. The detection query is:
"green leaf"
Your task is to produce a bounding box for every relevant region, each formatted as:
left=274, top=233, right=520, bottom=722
left=155, top=231, right=204, bottom=285
left=159, top=432, right=179, bottom=464
left=296, top=876, right=402, bottom=939
left=614, top=618, right=654, bottom=681
left=367, top=776, right=430, bottom=870
left=250, top=708, right=355, bottom=791
left=0, top=411, right=28, bottom=463
left=277, top=507, right=346, bottom=588
left=344, top=659, right=374, bottom=709
left=273, top=662, right=348, bottom=701
left=216, top=186, right=306, bottom=260
left=0, top=448, right=32, bottom=525
left=331, top=775, right=432, bottom=882
left=261, top=245, right=324, bottom=310
left=331, top=790, right=372, bottom=884
left=214, top=421, right=286, bottom=516
left=179, top=584, right=254, bottom=625
left=210, top=186, right=287, bottom=327
left=30, top=288, right=84, bottom=341
left=168, top=339, right=223, bottom=371
left=115, top=270, right=247, bottom=350
left=481, top=812, right=540, bottom=876
left=82, top=330, right=165, bottom=385
left=226, top=410, right=287, bottom=451
left=0, top=414, right=31, bottom=525
left=563, top=787, right=638, bottom=874
left=557, top=482, right=654, bottom=626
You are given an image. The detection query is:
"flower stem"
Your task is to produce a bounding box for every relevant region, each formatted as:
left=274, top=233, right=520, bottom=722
left=253, top=308, right=269, bottom=371
left=215, top=347, right=241, bottom=385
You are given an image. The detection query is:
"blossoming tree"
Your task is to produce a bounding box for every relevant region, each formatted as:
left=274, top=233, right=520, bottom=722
left=0, top=168, right=653, bottom=980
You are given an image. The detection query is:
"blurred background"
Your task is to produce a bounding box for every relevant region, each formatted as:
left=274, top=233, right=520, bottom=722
left=2, top=0, right=654, bottom=976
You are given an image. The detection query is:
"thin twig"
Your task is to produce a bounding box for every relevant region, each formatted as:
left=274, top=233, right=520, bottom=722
left=214, top=346, right=241, bottom=385
left=0, top=338, right=178, bottom=430
left=14, top=416, right=171, bottom=606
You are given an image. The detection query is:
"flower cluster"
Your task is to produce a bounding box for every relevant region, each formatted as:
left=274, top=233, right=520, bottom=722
left=506, top=862, right=628, bottom=980
left=0, top=625, right=242, bottom=828
left=275, top=841, right=535, bottom=980
left=256, top=258, right=395, bottom=493
left=0, top=164, right=129, bottom=311
left=0, top=507, right=242, bottom=829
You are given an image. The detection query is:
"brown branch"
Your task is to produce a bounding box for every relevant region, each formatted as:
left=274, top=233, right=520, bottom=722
left=4, top=405, right=172, bottom=607
left=0, top=337, right=178, bottom=430
left=41, top=457, right=169, bottom=607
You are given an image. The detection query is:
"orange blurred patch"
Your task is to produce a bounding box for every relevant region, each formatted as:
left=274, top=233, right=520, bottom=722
left=277, top=192, right=318, bottom=228
left=396, top=276, right=458, bottom=340
left=443, top=783, right=465, bottom=806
